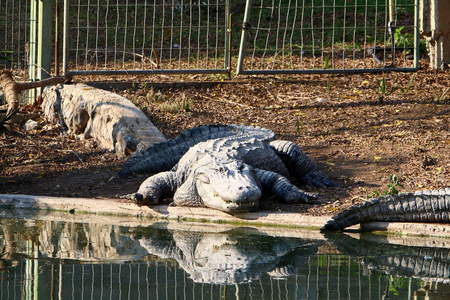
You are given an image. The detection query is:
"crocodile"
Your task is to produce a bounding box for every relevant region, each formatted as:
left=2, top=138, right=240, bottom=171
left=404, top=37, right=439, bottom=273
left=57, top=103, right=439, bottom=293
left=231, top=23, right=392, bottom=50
left=135, top=226, right=321, bottom=284
left=120, top=124, right=337, bottom=213
left=325, top=232, right=450, bottom=282
left=322, top=188, right=450, bottom=231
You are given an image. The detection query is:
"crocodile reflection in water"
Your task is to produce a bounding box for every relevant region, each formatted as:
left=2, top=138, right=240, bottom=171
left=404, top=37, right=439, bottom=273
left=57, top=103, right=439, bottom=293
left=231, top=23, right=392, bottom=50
left=0, top=217, right=321, bottom=281
left=5, top=216, right=450, bottom=287
left=133, top=227, right=322, bottom=285
left=326, top=233, right=450, bottom=283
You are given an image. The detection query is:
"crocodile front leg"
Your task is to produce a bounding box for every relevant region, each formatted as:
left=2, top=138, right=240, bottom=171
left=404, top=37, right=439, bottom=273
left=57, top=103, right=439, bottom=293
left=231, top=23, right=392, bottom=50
left=130, top=171, right=178, bottom=205
left=269, top=140, right=338, bottom=187
left=254, top=169, right=317, bottom=203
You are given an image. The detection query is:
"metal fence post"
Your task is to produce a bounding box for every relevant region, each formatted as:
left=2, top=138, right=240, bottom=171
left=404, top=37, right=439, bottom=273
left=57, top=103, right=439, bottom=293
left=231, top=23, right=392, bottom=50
left=62, top=0, right=68, bottom=76
left=236, top=0, right=252, bottom=75
left=37, top=0, right=52, bottom=80
left=414, top=0, right=420, bottom=70
left=28, top=0, right=37, bottom=102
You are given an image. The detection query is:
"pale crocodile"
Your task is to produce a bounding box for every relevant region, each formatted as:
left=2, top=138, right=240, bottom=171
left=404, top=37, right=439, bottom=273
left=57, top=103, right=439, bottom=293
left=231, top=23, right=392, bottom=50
left=120, top=124, right=337, bottom=213
left=322, top=188, right=450, bottom=231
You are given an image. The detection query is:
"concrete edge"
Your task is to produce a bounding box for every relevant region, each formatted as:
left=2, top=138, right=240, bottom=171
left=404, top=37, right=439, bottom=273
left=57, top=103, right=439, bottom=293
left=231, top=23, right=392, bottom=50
left=360, top=222, right=450, bottom=237
left=2, top=194, right=450, bottom=237
left=344, top=232, right=450, bottom=249
left=0, top=194, right=329, bottom=230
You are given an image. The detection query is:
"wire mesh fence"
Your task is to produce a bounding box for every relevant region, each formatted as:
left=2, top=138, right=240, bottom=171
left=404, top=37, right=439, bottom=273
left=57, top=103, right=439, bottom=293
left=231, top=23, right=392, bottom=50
left=63, top=0, right=231, bottom=75
left=1, top=0, right=419, bottom=79
left=237, top=0, right=419, bottom=74
left=0, top=0, right=33, bottom=79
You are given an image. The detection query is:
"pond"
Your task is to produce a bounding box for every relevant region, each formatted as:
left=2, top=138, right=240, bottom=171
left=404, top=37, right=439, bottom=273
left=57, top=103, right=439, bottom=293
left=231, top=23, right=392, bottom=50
left=0, top=211, right=449, bottom=300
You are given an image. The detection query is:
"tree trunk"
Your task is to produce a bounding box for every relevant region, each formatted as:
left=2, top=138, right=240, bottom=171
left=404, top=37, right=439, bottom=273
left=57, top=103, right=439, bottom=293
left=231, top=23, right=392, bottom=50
left=0, top=70, right=69, bottom=115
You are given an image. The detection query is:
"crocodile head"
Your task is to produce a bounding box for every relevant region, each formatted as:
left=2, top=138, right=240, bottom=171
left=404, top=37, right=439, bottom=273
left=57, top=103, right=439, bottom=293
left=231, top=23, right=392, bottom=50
left=192, top=156, right=263, bottom=214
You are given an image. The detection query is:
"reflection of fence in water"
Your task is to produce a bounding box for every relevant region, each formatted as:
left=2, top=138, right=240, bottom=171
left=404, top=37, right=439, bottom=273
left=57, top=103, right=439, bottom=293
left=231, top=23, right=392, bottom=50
left=0, top=218, right=441, bottom=299
left=0, top=255, right=429, bottom=299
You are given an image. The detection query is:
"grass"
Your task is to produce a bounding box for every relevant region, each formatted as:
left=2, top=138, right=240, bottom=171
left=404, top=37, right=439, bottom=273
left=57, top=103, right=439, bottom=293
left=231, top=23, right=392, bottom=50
left=375, top=77, right=400, bottom=102
left=145, top=88, right=166, bottom=103
left=368, top=174, right=404, bottom=198
left=375, top=74, right=416, bottom=102
left=144, top=88, right=193, bottom=114
left=0, top=50, right=13, bottom=62
left=158, top=96, right=192, bottom=114
left=435, top=87, right=450, bottom=103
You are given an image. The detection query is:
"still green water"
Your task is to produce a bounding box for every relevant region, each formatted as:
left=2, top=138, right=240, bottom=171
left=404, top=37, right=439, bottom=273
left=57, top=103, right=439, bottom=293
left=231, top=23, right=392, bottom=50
left=0, top=213, right=449, bottom=300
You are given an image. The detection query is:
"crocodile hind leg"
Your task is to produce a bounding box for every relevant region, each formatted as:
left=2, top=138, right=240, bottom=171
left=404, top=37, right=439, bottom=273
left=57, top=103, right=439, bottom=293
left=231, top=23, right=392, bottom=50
left=255, top=169, right=318, bottom=203
left=269, top=140, right=338, bottom=187
left=128, top=171, right=178, bottom=205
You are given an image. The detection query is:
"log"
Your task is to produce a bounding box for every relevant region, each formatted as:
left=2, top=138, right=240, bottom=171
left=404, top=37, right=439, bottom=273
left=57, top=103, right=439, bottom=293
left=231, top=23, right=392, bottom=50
left=0, top=70, right=69, bottom=115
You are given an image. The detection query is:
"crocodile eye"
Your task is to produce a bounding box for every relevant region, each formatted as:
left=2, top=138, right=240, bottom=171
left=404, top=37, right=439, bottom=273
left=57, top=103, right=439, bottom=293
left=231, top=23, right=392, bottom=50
left=237, top=162, right=249, bottom=171
left=197, top=173, right=210, bottom=184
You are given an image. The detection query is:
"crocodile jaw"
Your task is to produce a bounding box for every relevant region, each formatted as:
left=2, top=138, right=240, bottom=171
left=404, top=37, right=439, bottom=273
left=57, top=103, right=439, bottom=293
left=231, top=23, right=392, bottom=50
left=195, top=164, right=262, bottom=214
left=196, top=181, right=262, bottom=213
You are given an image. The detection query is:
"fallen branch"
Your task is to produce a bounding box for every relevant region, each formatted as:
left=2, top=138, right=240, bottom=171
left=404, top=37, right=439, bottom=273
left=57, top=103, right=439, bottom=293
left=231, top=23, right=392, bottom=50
left=0, top=70, right=70, bottom=115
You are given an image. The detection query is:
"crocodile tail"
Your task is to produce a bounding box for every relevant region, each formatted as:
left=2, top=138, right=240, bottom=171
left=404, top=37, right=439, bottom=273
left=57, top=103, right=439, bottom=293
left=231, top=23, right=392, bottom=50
left=269, top=140, right=318, bottom=176
left=255, top=168, right=319, bottom=203
left=269, top=140, right=338, bottom=187
left=119, top=124, right=275, bottom=177
left=324, top=232, right=450, bottom=281
left=321, top=188, right=450, bottom=231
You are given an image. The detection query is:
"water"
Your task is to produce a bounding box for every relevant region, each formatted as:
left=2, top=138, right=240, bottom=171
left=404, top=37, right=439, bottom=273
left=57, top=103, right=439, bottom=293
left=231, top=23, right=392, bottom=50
left=0, top=211, right=449, bottom=300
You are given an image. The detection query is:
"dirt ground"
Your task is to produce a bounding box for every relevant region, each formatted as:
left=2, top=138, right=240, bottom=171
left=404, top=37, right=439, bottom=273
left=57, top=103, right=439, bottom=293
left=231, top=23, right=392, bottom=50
left=1, top=69, right=449, bottom=216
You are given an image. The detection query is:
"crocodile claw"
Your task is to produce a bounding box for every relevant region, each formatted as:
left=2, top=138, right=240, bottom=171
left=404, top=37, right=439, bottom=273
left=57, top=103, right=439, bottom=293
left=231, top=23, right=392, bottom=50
left=284, top=187, right=319, bottom=204
left=302, top=170, right=339, bottom=188
left=125, top=192, right=161, bottom=205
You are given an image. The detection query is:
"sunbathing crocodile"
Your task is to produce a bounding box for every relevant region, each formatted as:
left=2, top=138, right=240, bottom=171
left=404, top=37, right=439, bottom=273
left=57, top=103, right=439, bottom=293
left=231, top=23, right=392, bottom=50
left=120, top=124, right=337, bottom=213
left=322, top=188, right=450, bottom=231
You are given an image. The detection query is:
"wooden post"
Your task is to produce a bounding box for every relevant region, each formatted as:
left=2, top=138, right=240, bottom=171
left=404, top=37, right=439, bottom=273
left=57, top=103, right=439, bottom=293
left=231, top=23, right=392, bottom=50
left=37, top=0, right=52, bottom=80
left=420, top=0, right=450, bottom=69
